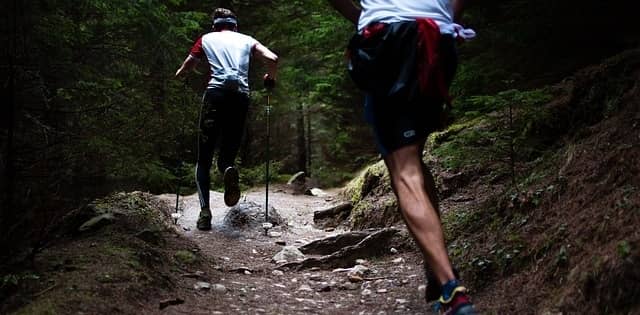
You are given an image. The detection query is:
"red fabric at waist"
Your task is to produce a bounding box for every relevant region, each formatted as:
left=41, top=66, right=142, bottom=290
left=416, top=18, right=451, bottom=104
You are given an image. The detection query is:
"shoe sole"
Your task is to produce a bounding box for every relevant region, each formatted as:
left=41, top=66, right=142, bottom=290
left=197, top=222, right=212, bottom=231
left=451, top=305, right=477, bottom=315
left=224, top=167, right=240, bottom=207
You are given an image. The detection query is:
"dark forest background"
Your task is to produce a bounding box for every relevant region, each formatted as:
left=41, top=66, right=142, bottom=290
left=1, top=0, right=638, bottom=262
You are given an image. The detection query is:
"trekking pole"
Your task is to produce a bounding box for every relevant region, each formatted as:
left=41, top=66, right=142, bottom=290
left=173, top=161, right=182, bottom=225
left=265, top=91, right=271, bottom=223
left=262, top=75, right=275, bottom=235
left=171, top=79, right=189, bottom=225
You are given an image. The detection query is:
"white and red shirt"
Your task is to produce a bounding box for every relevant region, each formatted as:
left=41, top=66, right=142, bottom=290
left=190, top=30, right=258, bottom=94
left=358, top=0, right=464, bottom=36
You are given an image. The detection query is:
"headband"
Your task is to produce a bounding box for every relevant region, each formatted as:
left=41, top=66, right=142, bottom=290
left=213, top=17, right=238, bottom=25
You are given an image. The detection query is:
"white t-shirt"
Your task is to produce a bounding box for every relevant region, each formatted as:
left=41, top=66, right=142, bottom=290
left=190, top=30, right=258, bottom=94
left=358, top=0, right=455, bottom=34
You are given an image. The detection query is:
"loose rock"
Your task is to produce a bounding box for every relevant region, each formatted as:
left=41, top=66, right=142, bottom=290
left=316, top=282, right=332, bottom=292
left=308, top=274, right=323, bottom=281
left=339, top=282, right=360, bottom=291
left=272, top=246, right=305, bottom=262
left=348, top=275, right=364, bottom=283
left=194, top=282, right=211, bottom=290
left=348, top=265, right=371, bottom=278
left=212, top=284, right=227, bottom=293
left=159, top=298, right=184, bottom=310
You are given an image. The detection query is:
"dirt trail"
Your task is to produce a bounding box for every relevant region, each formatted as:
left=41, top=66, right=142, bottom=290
left=169, top=186, right=334, bottom=244
left=155, top=187, right=431, bottom=314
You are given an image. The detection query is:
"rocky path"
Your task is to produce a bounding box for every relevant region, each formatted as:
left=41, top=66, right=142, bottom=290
left=155, top=187, right=431, bottom=315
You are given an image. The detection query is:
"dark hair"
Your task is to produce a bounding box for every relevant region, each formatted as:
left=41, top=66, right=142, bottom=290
left=213, top=8, right=236, bottom=20
left=212, top=8, right=238, bottom=30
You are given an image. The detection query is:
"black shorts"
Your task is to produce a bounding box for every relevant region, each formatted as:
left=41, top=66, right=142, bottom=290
left=364, top=35, right=458, bottom=156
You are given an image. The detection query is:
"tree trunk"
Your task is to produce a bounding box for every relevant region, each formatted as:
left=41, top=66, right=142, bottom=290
left=2, top=0, right=18, bottom=233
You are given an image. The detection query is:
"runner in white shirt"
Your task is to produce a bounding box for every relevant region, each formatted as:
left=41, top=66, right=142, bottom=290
left=328, top=1, right=477, bottom=314
left=175, top=8, right=278, bottom=230
left=357, top=0, right=475, bottom=38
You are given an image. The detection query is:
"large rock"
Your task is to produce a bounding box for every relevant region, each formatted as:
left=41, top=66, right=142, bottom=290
left=277, top=228, right=400, bottom=270
left=287, top=171, right=306, bottom=185
left=305, top=188, right=328, bottom=197
left=299, top=230, right=371, bottom=255
left=313, top=202, right=353, bottom=229
left=341, top=161, right=402, bottom=229
left=78, top=213, right=115, bottom=232
left=222, top=201, right=285, bottom=230
left=287, top=171, right=307, bottom=195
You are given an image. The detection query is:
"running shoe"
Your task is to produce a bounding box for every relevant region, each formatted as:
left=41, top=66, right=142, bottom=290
left=197, top=207, right=212, bottom=231
left=425, top=267, right=460, bottom=302
left=433, top=286, right=477, bottom=315
left=223, top=166, right=240, bottom=207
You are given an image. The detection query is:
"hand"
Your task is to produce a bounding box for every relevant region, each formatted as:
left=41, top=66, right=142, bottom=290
left=263, top=73, right=276, bottom=90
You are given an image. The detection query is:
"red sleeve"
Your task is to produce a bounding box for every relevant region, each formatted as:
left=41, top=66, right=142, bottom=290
left=189, top=37, right=204, bottom=60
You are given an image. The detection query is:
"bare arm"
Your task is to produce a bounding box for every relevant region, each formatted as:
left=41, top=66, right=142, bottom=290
left=175, top=55, right=198, bottom=77
left=328, top=0, right=360, bottom=25
left=253, top=43, right=279, bottom=80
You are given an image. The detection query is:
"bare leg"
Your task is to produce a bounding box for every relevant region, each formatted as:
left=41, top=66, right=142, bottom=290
left=384, top=142, right=455, bottom=285
left=419, top=143, right=440, bottom=216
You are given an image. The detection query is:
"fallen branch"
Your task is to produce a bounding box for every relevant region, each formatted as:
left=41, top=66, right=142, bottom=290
left=33, top=283, right=57, bottom=297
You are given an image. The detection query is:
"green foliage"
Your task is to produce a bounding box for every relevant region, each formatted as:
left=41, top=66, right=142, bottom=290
left=7, top=0, right=205, bottom=194
left=432, top=88, right=553, bottom=178
left=555, top=245, right=569, bottom=268
left=431, top=124, right=497, bottom=170
left=239, top=160, right=284, bottom=190
left=174, top=250, right=197, bottom=265
left=443, top=207, right=486, bottom=238
left=343, top=160, right=388, bottom=203
left=314, top=165, right=361, bottom=188
left=462, top=89, right=550, bottom=114
left=237, top=0, right=375, bottom=180
left=444, top=201, right=531, bottom=285
left=1, top=273, right=40, bottom=291
left=617, top=241, right=632, bottom=260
